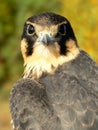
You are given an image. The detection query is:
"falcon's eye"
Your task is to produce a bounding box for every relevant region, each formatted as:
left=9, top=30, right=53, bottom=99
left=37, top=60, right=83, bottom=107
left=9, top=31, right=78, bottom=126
left=27, top=24, right=35, bottom=35
left=58, top=24, right=66, bottom=35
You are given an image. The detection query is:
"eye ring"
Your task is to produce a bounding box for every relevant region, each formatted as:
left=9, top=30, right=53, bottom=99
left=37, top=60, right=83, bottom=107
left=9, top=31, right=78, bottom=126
left=27, top=24, right=35, bottom=35
left=58, top=24, right=66, bottom=35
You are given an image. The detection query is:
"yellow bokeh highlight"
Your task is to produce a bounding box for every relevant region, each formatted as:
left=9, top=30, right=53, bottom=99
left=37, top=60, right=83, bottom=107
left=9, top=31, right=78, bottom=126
left=60, top=0, right=98, bottom=62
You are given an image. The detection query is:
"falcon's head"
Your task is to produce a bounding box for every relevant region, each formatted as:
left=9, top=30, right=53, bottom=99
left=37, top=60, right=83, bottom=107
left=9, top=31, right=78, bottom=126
left=21, top=12, right=79, bottom=79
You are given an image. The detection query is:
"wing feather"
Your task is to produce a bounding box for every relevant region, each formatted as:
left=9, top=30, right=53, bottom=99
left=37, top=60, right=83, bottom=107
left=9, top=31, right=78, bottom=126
left=40, top=51, right=98, bottom=130
left=10, top=51, right=98, bottom=130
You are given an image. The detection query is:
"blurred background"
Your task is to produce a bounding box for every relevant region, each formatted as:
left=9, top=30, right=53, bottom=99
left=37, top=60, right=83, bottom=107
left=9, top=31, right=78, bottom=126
left=0, top=0, right=98, bottom=129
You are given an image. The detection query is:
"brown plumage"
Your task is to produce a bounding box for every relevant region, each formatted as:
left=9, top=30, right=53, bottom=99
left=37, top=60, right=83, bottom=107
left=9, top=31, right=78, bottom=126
left=10, top=12, right=98, bottom=130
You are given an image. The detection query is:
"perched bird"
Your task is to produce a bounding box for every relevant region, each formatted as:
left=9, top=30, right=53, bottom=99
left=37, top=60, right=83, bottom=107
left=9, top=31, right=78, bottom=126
left=10, top=12, right=98, bottom=130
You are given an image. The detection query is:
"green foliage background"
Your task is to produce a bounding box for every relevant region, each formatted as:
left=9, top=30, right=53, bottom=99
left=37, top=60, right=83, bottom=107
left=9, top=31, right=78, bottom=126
left=0, top=0, right=98, bottom=129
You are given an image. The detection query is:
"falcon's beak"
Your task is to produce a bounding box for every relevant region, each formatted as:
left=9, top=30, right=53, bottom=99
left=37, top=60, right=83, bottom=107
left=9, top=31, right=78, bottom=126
left=37, top=32, right=54, bottom=45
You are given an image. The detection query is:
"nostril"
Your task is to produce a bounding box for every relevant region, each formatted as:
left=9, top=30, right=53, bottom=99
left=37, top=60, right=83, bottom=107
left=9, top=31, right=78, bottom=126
left=37, top=32, right=55, bottom=44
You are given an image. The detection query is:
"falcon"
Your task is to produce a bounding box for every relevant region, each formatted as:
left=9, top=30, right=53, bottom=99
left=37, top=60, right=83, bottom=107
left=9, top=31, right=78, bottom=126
left=10, top=12, right=98, bottom=130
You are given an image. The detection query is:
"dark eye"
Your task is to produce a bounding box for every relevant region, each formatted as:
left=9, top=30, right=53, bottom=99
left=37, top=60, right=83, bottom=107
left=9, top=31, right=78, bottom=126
left=27, top=24, right=35, bottom=35
left=58, top=24, right=66, bottom=35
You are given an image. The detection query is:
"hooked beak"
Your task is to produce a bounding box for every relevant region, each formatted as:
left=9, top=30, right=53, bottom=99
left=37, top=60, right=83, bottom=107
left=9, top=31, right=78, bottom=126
left=37, top=32, right=54, bottom=45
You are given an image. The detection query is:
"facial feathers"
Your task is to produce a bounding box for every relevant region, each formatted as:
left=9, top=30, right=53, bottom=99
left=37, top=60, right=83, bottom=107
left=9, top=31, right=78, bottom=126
left=21, top=12, right=79, bottom=79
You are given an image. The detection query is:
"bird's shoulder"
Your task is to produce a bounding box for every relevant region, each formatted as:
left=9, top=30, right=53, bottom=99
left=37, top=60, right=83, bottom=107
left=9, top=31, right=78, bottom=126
left=40, top=50, right=98, bottom=90
left=10, top=78, right=52, bottom=130
left=39, top=50, right=98, bottom=129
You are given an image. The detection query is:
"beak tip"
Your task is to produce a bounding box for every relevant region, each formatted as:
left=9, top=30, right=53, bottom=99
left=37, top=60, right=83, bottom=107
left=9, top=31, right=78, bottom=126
left=37, top=33, right=53, bottom=45
left=42, top=34, right=51, bottom=44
